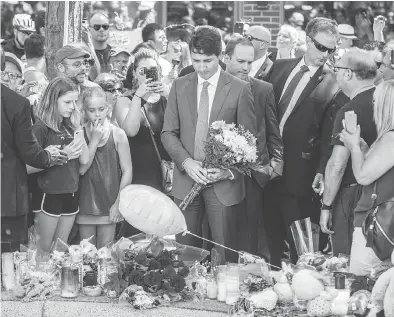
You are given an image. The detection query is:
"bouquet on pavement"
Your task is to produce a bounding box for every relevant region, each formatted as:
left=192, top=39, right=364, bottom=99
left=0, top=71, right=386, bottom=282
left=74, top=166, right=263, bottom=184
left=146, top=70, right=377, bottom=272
left=179, top=120, right=261, bottom=210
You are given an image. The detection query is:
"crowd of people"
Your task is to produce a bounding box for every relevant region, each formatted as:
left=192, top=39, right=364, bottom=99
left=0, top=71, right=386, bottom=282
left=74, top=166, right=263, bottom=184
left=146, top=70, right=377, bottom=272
left=1, top=6, right=394, bottom=278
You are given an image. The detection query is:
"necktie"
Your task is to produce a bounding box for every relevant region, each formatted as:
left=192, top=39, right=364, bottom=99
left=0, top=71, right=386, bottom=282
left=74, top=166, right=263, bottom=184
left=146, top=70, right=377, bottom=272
left=277, top=65, right=310, bottom=122
left=194, top=81, right=210, bottom=161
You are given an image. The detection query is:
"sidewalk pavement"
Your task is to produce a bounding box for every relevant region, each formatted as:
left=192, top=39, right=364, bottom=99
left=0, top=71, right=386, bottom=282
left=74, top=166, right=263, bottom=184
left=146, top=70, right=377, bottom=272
left=1, top=292, right=229, bottom=317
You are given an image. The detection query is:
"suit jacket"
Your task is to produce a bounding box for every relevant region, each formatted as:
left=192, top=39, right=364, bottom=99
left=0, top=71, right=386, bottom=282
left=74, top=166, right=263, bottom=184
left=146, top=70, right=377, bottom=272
left=264, top=58, right=339, bottom=196
left=161, top=70, right=257, bottom=206
left=1, top=84, right=49, bottom=217
left=247, top=77, right=283, bottom=189
left=254, top=56, right=273, bottom=81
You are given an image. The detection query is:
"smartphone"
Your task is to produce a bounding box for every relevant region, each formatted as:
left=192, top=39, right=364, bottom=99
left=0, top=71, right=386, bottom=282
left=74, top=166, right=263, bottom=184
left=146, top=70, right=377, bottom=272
left=234, top=22, right=245, bottom=35
left=391, top=50, right=394, bottom=69
left=145, top=67, right=159, bottom=82
left=344, top=111, right=357, bottom=134
left=74, top=130, right=84, bottom=144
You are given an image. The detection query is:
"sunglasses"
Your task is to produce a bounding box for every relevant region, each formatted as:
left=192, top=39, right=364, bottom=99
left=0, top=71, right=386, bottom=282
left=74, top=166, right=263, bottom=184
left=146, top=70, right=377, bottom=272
left=244, top=34, right=268, bottom=44
left=309, top=37, right=337, bottom=54
left=1, top=71, right=22, bottom=80
left=92, top=24, right=109, bottom=31
left=17, top=29, right=34, bottom=36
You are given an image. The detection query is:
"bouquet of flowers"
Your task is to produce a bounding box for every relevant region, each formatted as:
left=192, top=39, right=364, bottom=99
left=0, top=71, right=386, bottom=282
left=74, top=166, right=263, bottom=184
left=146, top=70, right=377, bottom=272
left=179, top=121, right=261, bottom=210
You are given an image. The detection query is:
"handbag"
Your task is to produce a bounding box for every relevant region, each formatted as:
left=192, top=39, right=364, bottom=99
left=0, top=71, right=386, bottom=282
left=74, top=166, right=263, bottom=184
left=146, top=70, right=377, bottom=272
left=362, top=181, right=394, bottom=261
left=141, top=106, right=174, bottom=196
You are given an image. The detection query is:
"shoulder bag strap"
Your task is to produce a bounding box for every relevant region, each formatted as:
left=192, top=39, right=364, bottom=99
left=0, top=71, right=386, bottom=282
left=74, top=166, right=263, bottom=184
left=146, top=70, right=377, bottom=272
left=141, top=106, right=162, bottom=163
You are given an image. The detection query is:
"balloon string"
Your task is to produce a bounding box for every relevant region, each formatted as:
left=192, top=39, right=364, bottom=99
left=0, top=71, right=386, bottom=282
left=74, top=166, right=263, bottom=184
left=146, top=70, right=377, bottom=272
left=183, top=230, right=281, bottom=270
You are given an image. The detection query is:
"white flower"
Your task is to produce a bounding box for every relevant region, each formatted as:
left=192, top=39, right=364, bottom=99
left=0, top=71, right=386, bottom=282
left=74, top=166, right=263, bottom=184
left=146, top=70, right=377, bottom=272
left=211, top=120, right=226, bottom=130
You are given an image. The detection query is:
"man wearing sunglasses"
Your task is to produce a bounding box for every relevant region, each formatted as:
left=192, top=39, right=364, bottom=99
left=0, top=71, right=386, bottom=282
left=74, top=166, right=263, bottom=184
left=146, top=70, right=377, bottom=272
left=244, top=26, right=273, bottom=80
left=321, top=48, right=378, bottom=257
left=263, top=17, right=341, bottom=266
left=1, top=14, right=35, bottom=60
left=55, top=45, right=99, bottom=92
left=89, top=12, right=112, bottom=72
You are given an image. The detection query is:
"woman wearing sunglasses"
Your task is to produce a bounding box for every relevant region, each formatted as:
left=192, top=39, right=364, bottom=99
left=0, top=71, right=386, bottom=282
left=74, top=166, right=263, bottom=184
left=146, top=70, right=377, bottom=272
left=116, top=48, right=171, bottom=238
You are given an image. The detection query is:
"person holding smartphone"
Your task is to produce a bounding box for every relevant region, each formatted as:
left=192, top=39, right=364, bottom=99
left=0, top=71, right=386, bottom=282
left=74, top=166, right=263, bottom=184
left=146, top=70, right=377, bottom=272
left=116, top=49, right=171, bottom=238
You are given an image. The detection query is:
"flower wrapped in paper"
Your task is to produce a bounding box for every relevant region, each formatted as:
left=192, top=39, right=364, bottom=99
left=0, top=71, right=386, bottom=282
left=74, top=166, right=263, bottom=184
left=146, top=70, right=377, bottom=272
left=180, top=121, right=262, bottom=210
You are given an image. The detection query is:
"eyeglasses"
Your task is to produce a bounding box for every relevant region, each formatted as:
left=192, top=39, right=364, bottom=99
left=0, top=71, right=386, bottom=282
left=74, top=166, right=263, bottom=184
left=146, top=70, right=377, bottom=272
left=92, top=24, right=109, bottom=31
left=105, top=87, right=122, bottom=95
left=64, top=59, right=94, bottom=69
left=333, top=66, right=354, bottom=73
left=244, top=34, right=268, bottom=44
left=1, top=71, right=22, bottom=80
left=309, top=37, right=337, bottom=54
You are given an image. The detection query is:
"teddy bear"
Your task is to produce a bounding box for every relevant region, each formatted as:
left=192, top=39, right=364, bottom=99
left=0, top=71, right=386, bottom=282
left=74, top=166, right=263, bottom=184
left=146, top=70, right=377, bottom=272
left=368, top=250, right=394, bottom=317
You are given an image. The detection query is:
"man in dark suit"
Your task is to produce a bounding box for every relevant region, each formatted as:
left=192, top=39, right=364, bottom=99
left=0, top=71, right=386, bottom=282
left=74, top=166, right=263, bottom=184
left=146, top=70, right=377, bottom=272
left=161, top=26, right=257, bottom=264
left=223, top=36, right=284, bottom=260
left=263, top=17, right=341, bottom=266
left=244, top=26, right=273, bottom=81
left=1, top=47, right=67, bottom=253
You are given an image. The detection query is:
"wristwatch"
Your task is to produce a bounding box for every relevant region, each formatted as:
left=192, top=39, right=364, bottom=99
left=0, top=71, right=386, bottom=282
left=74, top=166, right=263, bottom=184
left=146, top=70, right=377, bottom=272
left=320, top=199, right=332, bottom=210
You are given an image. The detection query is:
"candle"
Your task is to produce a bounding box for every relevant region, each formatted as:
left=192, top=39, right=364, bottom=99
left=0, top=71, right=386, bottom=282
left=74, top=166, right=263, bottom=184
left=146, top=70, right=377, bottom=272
left=226, top=264, right=240, bottom=305
left=2, top=253, right=16, bottom=291
left=216, top=265, right=227, bottom=302
left=206, top=274, right=217, bottom=299
left=61, top=266, right=79, bottom=298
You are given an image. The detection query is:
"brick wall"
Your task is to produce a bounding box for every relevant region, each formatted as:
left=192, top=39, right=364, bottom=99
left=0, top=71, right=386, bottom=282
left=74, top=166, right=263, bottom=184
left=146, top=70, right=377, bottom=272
left=241, top=1, right=284, bottom=52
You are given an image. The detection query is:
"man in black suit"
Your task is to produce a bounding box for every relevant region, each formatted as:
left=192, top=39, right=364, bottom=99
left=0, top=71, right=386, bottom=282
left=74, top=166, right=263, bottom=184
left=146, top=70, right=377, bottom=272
left=263, top=17, right=340, bottom=266
left=1, top=47, right=67, bottom=253
left=244, top=26, right=273, bottom=81
left=223, top=37, right=284, bottom=261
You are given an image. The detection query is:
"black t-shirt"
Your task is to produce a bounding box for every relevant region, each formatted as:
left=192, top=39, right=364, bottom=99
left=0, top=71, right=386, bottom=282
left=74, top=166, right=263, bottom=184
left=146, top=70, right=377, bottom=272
left=32, top=120, right=80, bottom=194
left=95, top=44, right=112, bottom=73
left=331, top=87, right=377, bottom=185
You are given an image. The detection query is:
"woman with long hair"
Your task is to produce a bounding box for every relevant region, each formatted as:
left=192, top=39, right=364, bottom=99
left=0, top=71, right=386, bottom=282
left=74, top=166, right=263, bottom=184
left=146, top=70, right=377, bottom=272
left=77, top=87, right=132, bottom=248
left=270, top=24, right=299, bottom=62
left=340, top=80, right=394, bottom=275
left=29, top=77, right=89, bottom=261
left=117, top=49, right=170, bottom=237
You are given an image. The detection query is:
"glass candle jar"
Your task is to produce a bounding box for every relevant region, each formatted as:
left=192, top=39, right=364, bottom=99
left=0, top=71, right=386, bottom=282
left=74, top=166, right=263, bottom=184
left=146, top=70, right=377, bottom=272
left=226, top=264, right=240, bottom=305
left=206, top=273, right=217, bottom=299
left=1, top=253, right=16, bottom=291
left=61, top=265, right=79, bottom=298
left=216, top=265, right=227, bottom=302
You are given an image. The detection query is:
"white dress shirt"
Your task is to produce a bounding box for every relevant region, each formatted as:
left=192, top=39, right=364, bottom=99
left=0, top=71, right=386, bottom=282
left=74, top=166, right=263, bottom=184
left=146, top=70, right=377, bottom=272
left=279, top=58, right=320, bottom=135
left=197, top=66, right=221, bottom=122
left=249, top=54, right=267, bottom=78
left=159, top=56, right=172, bottom=77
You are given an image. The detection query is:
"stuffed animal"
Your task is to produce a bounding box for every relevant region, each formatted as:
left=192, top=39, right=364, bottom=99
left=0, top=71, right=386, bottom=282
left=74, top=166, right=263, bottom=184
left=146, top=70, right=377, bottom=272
left=307, top=291, right=334, bottom=317
left=368, top=251, right=394, bottom=317
left=292, top=269, right=325, bottom=300
left=273, top=275, right=293, bottom=303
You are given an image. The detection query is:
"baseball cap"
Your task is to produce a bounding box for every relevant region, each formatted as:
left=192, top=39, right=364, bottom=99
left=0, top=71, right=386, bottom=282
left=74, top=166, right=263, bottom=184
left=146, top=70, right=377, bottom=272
left=4, top=52, right=24, bottom=73
left=54, top=45, right=90, bottom=64
left=110, top=47, right=131, bottom=58
left=338, top=24, right=358, bottom=39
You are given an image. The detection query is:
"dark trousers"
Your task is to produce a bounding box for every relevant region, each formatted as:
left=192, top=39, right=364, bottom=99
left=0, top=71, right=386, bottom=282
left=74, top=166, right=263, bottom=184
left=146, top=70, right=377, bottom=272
left=236, top=176, right=270, bottom=262
left=331, top=184, right=362, bottom=256
left=263, top=181, right=316, bottom=267
left=1, top=215, right=28, bottom=253
left=175, top=186, right=239, bottom=264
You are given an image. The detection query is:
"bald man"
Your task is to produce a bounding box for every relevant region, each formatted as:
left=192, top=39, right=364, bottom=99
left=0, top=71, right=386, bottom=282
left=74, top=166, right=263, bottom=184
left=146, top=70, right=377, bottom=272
left=321, top=48, right=378, bottom=256
left=89, top=12, right=112, bottom=72
left=244, top=26, right=273, bottom=80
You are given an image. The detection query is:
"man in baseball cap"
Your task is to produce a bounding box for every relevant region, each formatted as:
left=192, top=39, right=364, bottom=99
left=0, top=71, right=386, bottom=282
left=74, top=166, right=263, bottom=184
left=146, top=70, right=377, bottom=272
left=338, top=24, right=358, bottom=49
left=1, top=14, right=36, bottom=59
left=55, top=44, right=98, bottom=89
left=109, top=47, right=131, bottom=76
